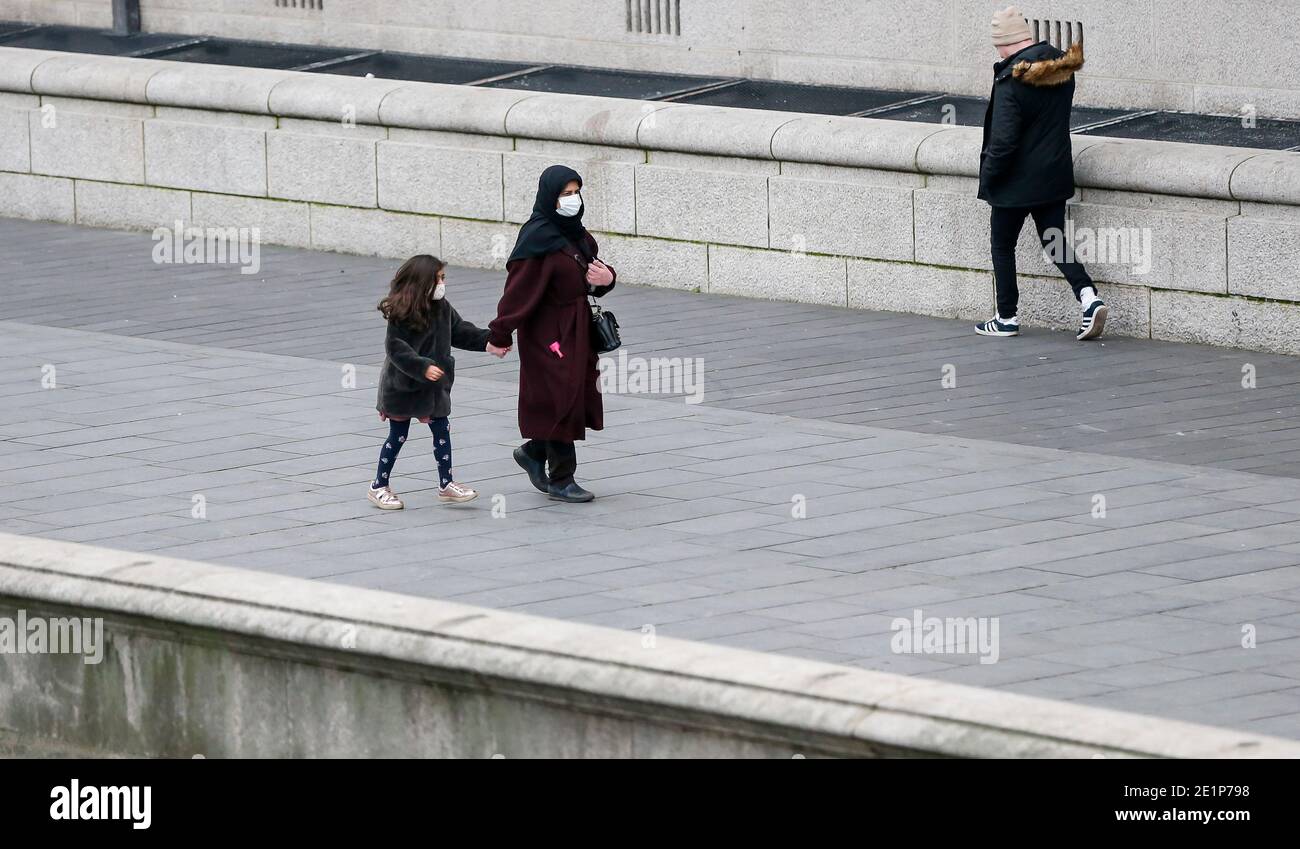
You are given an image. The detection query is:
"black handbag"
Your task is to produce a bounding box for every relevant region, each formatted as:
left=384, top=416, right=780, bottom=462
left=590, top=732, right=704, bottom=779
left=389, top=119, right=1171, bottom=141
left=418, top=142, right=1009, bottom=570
left=589, top=297, right=621, bottom=354
left=565, top=241, right=622, bottom=354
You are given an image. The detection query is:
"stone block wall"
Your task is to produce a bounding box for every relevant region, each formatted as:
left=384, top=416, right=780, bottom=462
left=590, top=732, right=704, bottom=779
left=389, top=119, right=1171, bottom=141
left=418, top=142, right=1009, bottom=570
left=2, top=1, right=1296, bottom=117
left=2, top=47, right=1300, bottom=354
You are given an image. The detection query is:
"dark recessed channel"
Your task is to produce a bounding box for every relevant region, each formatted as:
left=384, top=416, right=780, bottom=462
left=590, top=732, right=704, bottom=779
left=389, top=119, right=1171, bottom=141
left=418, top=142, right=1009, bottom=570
left=666, top=79, right=939, bottom=116
left=141, top=38, right=359, bottom=71
left=1077, top=110, right=1300, bottom=151
left=1, top=21, right=1296, bottom=150
left=312, top=51, right=539, bottom=86
left=477, top=65, right=733, bottom=100
left=0, top=23, right=195, bottom=56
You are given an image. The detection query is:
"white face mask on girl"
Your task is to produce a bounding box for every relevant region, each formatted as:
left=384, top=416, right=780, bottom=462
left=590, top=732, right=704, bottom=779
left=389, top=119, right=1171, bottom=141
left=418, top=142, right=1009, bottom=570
left=432, top=282, right=446, bottom=300
left=557, top=194, right=583, bottom=217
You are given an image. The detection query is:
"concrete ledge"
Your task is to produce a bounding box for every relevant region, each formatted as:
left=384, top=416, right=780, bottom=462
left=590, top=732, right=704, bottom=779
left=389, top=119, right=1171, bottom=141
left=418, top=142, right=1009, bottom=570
left=1, top=532, right=1295, bottom=758
left=637, top=103, right=801, bottom=161
left=378, top=82, right=533, bottom=136
left=774, top=115, right=946, bottom=172
left=1230, top=152, right=1300, bottom=206
left=915, top=126, right=983, bottom=177
left=146, top=64, right=300, bottom=115
left=506, top=93, right=671, bottom=148
left=3, top=47, right=1299, bottom=208
left=0, top=48, right=64, bottom=94
left=268, top=74, right=408, bottom=126
left=1075, top=139, right=1257, bottom=201
left=29, top=52, right=173, bottom=104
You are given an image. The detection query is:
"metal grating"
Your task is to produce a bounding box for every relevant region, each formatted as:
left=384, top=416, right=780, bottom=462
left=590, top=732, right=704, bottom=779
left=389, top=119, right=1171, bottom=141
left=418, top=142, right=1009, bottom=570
left=480, top=65, right=727, bottom=100
left=866, top=96, right=1137, bottom=131
left=1079, top=111, right=1300, bottom=150
left=0, top=23, right=193, bottom=56
left=274, top=0, right=324, bottom=9
left=0, top=21, right=36, bottom=38
left=317, top=51, right=540, bottom=86
left=869, top=95, right=988, bottom=126
left=143, top=37, right=357, bottom=70
left=1068, top=106, right=1147, bottom=130
left=1031, top=19, right=1083, bottom=49
left=627, top=0, right=681, bottom=36
left=670, top=79, right=927, bottom=116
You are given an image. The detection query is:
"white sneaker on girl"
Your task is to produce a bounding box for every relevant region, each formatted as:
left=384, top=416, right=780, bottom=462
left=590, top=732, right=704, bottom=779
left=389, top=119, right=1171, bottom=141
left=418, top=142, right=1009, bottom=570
left=367, top=484, right=404, bottom=510
left=438, top=481, right=478, bottom=503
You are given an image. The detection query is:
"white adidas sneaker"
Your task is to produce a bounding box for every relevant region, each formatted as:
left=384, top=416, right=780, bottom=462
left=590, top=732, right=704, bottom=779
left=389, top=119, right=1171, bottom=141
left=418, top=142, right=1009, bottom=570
left=1077, top=300, right=1108, bottom=341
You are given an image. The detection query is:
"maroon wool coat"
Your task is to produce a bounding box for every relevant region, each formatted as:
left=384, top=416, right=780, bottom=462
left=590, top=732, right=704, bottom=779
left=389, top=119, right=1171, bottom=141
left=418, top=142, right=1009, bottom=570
left=488, top=233, right=615, bottom=442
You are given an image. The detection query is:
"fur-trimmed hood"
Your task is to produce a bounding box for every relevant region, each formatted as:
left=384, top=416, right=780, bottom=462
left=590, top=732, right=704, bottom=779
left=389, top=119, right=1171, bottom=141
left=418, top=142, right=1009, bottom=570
left=980, top=41, right=1082, bottom=209
left=1009, top=41, right=1084, bottom=87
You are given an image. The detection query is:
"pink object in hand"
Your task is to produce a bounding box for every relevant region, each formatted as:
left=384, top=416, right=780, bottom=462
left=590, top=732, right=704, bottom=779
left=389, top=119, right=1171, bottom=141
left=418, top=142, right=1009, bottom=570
left=549, top=341, right=564, bottom=358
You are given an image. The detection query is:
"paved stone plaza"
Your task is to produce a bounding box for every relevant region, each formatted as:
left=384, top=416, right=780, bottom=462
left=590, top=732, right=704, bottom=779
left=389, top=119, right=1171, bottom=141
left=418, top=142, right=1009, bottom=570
left=2, top=217, right=1300, bottom=738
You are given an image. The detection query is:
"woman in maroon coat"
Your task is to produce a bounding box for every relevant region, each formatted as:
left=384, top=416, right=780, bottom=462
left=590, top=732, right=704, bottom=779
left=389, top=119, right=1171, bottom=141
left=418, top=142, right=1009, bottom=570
left=488, top=165, right=616, bottom=503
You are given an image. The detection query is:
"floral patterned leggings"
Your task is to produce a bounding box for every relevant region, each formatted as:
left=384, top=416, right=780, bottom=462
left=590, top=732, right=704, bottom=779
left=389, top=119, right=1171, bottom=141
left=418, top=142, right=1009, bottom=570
left=372, top=417, right=453, bottom=490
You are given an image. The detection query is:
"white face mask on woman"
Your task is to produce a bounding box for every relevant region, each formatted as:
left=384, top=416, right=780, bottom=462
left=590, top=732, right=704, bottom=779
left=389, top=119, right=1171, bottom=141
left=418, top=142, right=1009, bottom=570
left=556, top=194, right=583, bottom=217
left=432, top=282, right=446, bottom=300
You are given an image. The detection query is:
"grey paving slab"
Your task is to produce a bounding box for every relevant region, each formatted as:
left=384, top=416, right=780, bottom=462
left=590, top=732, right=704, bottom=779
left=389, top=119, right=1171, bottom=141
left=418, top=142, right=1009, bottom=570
left=4, top=217, right=1300, bottom=476
left=4, top=218, right=1300, bottom=739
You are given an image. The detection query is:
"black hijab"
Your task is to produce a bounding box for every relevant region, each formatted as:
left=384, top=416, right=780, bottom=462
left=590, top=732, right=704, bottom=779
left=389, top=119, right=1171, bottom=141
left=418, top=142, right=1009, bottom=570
left=507, top=164, right=592, bottom=265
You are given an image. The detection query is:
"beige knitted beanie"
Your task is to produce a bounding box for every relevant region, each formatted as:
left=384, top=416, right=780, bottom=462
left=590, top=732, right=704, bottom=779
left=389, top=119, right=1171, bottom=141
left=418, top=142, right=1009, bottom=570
left=992, top=6, right=1033, bottom=46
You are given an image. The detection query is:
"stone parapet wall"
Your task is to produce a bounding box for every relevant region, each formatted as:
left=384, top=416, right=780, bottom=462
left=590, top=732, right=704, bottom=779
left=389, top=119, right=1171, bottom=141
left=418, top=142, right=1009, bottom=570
left=3, top=532, right=1297, bottom=757
left=2, top=47, right=1299, bottom=354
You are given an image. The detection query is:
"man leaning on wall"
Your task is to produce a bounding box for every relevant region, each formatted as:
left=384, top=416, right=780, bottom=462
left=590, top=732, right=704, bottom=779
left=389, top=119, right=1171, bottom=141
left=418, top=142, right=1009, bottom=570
left=974, top=6, right=1108, bottom=342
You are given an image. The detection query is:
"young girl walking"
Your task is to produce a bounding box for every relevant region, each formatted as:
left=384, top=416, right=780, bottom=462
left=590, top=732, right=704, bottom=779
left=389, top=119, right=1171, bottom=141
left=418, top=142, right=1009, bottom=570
left=368, top=255, right=509, bottom=509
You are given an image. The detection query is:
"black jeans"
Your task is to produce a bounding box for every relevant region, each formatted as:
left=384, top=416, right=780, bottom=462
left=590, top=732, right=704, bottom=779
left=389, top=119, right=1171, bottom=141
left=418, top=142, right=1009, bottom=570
left=521, top=439, right=577, bottom=486
left=990, top=201, right=1093, bottom=320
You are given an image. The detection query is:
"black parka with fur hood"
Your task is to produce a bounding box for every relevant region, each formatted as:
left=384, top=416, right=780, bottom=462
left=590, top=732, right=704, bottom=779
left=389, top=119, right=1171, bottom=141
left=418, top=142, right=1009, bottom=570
left=978, top=41, right=1086, bottom=207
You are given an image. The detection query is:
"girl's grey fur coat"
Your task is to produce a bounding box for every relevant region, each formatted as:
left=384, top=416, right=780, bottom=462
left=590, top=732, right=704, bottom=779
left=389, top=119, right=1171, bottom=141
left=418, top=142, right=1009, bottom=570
left=376, top=300, right=490, bottom=419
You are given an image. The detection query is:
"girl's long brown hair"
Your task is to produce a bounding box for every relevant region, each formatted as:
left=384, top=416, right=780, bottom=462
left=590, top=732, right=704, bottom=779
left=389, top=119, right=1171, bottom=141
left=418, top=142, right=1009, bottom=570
left=377, top=254, right=444, bottom=331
